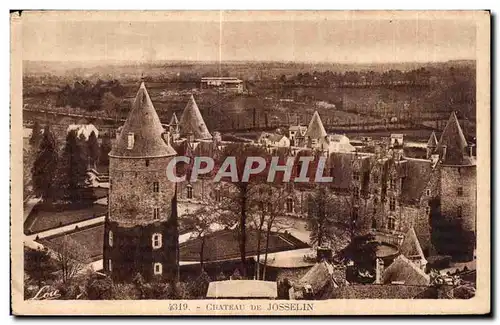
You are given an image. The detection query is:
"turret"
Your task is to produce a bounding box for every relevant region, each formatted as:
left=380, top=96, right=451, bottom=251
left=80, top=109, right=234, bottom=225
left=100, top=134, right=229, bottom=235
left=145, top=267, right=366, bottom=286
left=104, top=82, right=178, bottom=281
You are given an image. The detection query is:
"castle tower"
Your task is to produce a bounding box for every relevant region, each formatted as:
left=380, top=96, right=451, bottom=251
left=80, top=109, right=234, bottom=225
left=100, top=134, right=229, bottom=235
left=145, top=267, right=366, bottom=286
left=426, top=131, right=438, bottom=159
left=178, top=94, right=212, bottom=141
left=104, top=82, right=178, bottom=281
left=304, top=111, right=327, bottom=148
left=435, top=112, right=476, bottom=260
left=169, top=112, right=179, bottom=135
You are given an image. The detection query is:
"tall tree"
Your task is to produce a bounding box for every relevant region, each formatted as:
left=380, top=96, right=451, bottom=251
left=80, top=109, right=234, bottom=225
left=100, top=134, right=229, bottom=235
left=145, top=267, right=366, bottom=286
left=307, top=186, right=337, bottom=248
left=32, top=124, right=58, bottom=203
left=214, top=143, right=270, bottom=277
left=87, top=131, right=100, bottom=170
left=29, top=121, right=42, bottom=148
left=57, top=130, right=91, bottom=203
left=99, top=136, right=112, bottom=166
left=183, top=205, right=218, bottom=273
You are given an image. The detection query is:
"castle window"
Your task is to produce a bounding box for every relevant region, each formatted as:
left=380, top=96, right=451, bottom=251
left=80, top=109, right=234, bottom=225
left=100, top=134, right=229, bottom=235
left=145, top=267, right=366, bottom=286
left=108, top=259, right=112, bottom=272
left=426, top=189, right=431, bottom=196
left=154, top=263, right=163, bottom=275
left=152, top=233, right=162, bottom=249
left=389, top=197, right=396, bottom=211
left=127, top=133, right=135, bottom=149
left=153, top=182, right=159, bottom=193
left=389, top=178, right=395, bottom=190
left=457, top=187, right=463, bottom=196
left=108, top=231, right=113, bottom=247
left=353, top=172, right=360, bottom=181
left=457, top=206, right=463, bottom=218
left=373, top=174, right=379, bottom=183
left=425, top=205, right=431, bottom=215
left=353, top=187, right=359, bottom=200
left=286, top=197, right=294, bottom=213
left=145, top=159, right=150, bottom=167
left=153, top=207, right=160, bottom=220
left=387, top=217, right=396, bottom=230
left=215, top=189, right=221, bottom=202
left=187, top=185, right=193, bottom=199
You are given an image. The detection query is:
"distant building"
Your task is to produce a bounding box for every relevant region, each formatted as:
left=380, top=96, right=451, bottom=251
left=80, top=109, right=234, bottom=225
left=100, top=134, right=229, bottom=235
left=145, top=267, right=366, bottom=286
left=200, top=77, right=244, bottom=93
left=257, top=132, right=290, bottom=149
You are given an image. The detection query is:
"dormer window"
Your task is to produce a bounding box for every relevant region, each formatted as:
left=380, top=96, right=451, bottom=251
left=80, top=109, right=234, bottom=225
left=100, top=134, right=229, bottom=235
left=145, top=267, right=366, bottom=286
left=127, top=133, right=135, bottom=149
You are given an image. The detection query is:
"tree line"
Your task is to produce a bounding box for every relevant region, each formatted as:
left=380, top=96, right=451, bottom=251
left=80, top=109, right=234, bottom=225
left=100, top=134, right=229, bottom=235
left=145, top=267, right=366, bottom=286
left=29, top=121, right=112, bottom=205
left=56, top=79, right=126, bottom=112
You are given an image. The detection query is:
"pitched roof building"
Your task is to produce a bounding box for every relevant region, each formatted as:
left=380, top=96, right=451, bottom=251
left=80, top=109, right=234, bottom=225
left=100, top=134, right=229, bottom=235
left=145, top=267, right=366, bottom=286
left=179, top=95, right=212, bottom=141
left=382, top=255, right=430, bottom=286
left=109, top=82, right=176, bottom=158
left=436, top=112, right=474, bottom=166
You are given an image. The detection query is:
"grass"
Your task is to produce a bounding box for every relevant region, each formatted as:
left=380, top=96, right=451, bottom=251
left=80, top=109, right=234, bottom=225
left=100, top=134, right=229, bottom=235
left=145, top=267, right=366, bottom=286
left=25, top=202, right=107, bottom=234
left=40, top=224, right=105, bottom=263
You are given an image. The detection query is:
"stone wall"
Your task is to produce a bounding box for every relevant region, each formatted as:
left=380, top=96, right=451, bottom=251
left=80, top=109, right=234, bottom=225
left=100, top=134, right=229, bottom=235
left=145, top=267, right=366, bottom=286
left=109, top=156, right=175, bottom=226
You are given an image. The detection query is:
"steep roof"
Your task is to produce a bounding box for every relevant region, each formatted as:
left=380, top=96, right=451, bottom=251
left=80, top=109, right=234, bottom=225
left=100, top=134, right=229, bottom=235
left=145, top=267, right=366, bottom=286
left=179, top=95, right=212, bottom=140
left=427, top=131, right=438, bottom=148
left=109, top=82, right=176, bottom=158
left=436, top=112, right=474, bottom=166
left=399, top=158, right=433, bottom=205
left=400, top=227, right=426, bottom=261
left=304, top=111, right=327, bottom=140
left=382, top=255, right=430, bottom=286
left=169, top=112, right=179, bottom=126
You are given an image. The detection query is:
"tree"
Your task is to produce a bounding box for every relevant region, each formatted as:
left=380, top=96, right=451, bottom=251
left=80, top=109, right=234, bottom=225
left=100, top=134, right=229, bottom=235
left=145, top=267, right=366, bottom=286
left=164, top=188, right=180, bottom=282
left=57, top=130, right=91, bottom=203
left=99, top=136, right=112, bottom=166
left=248, top=183, right=289, bottom=280
left=86, top=274, right=113, bottom=300
left=24, top=246, right=57, bottom=288
left=51, top=235, right=90, bottom=284
left=307, top=186, right=337, bottom=247
left=29, top=121, right=42, bottom=148
left=87, top=131, right=99, bottom=170
left=182, top=205, right=218, bottom=272
left=101, top=91, right=121, bottom=120
left=32, top=124, right=59, bottom=203
left=214, top=144, right=270, bottom=277
left=336, top=233, right=377, bottom=277
left=187, top=271, right=211, bottom=299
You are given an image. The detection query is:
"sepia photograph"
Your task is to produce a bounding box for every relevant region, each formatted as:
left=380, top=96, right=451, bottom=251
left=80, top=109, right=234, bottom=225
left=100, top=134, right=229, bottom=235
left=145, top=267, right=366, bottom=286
left=10, top=10, right=490, bottom=315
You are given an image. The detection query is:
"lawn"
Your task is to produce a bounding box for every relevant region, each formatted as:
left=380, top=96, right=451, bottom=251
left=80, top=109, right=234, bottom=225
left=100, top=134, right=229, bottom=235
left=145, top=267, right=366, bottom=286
left=25, top=203, right=107, bottom=234
left=40, top=224, right=105, bottom=263
left=180, top=229, right=310, bottom=262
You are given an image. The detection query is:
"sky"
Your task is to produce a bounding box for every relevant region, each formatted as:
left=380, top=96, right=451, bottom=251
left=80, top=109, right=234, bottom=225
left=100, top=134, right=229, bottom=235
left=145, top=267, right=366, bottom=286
left=21, top=11, right=477, bottom=63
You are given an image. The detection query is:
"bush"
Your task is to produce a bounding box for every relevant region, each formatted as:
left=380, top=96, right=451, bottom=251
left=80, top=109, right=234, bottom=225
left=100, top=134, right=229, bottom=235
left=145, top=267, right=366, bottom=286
left=187, top=271, right=211, bottom=299
left=86, top=274, right=113, bottom=300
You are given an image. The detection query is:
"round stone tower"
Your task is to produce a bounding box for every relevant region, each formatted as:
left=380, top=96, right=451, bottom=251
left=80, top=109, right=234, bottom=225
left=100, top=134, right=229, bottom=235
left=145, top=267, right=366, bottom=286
left=104, top=82, right=177, bottom=282
left=435, top=112, right=476, bottom=261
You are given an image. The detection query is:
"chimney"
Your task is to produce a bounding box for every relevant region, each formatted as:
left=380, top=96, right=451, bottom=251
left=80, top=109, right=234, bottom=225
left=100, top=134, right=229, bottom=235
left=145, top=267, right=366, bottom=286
left=316, top=247, right=332, bottom=262
left=375, top=258, right=385, bottom=284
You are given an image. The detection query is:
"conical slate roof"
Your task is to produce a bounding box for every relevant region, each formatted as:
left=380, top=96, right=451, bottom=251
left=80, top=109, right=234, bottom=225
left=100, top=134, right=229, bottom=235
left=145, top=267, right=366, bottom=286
left=179, top=95, right=212, bottom=140
left=304, top=111, right=327, bottom=140
left=400, top=227, right=425, bottom=260
left=436, top=112, right=474, bottom=166
left=427, top=131, right=438, bottom=148
left=109, top=82, right=176, bottom=158
left=170, top=112, right=179, bottom=126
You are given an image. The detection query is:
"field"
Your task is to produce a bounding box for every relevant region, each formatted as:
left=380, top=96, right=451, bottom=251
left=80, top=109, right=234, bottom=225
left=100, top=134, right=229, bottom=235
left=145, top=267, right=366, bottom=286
left=24, top=202, right=107, bottom=234
left=40, top=224, right=105, bottom=263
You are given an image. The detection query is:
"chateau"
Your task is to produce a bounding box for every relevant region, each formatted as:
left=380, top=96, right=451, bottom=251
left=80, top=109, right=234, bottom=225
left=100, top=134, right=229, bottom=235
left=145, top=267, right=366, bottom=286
left=105, top=82, right=477, bottom=281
